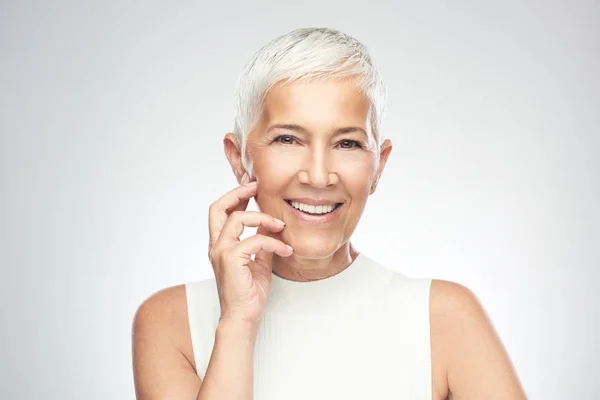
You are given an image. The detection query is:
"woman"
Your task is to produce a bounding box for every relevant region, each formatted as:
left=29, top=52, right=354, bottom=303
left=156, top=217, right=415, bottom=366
left=132, top=27, right=527, bottom=399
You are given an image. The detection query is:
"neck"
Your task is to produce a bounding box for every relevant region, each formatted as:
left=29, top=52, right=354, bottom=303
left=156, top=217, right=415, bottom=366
left=271, top=241, right=359, bottom=282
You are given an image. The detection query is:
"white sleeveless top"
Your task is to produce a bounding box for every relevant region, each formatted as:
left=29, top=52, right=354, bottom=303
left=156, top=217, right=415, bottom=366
left=185, top=253, right=433, bottom=399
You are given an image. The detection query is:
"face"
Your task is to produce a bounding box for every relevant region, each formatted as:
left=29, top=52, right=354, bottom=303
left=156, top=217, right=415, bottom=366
left=225, top=78, right=392, bottom=259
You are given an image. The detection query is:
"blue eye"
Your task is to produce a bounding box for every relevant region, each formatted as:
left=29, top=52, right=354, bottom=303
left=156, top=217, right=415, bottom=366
left=274, top=135, right=296, bottom=145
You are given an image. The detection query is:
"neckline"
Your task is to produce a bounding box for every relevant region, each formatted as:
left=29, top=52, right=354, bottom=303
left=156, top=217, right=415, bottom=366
left=265, top=253, right=393, bottom=317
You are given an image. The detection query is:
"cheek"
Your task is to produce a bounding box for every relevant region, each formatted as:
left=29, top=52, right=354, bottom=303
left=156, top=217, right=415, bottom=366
left=254, top=151, right=298, bottom=187
left=346, top=175, right=373, bottom=201
left=337, top=155, right=376, bottom=193
left=253, top=147, right=376, bottom=191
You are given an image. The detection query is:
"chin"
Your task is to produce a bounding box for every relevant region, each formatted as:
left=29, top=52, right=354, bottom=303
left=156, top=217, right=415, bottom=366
left=285, top=235, right=342, bottom=259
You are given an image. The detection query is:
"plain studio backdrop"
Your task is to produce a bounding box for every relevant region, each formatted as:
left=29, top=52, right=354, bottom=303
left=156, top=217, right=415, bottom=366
left=1, top=1, right=598, bottom=399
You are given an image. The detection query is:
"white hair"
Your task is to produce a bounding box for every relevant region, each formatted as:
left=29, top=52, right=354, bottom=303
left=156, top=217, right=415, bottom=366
left=232, top=27, right=387, bottom=174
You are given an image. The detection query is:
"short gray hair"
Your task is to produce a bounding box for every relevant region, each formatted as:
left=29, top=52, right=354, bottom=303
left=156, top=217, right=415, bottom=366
left=232, top=27, right=387, bottom=173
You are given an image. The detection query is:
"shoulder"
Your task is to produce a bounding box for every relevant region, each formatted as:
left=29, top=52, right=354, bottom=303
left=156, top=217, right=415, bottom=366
left=429, top=279, right=527, bottom=399
left=132, top=284, right=203, bottom=398
left=132, top=282, right=212, bottom=374
left=133, top=280, right=217, bottom=340
left=132, top=285, right=198, bottom=398
left=134, top=284, right=188, bottom=325
left=429, top=279, right=483, bottom=318
left=428, top=279, right=491, bottom=359
left=132, top=279, right=219, bottom=362
left=134, top=279, right=217, bottom=323
left=429, top=279, right=492, bottom=363
left=132, top=284, right=191, bottom=355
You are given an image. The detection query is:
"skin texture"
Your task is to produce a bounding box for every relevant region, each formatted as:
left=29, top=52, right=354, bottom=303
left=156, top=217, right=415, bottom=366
left=132, top=77, right=528, bottom=399
left=224, top=77, right=392, bottom=282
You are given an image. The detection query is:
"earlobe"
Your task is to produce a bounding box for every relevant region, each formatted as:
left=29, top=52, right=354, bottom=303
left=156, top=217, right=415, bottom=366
left=370, top=181, right=378, bottom=194
left=240, top=171, right=249, bottom=185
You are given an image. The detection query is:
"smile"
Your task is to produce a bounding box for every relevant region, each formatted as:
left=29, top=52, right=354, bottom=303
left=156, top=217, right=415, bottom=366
left=285, top=200, right=342, bottom=215
left=283, top=199, right=344, bottom=224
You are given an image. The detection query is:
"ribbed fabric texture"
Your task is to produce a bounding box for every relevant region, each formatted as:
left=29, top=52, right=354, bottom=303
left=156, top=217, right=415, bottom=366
left=185, top=253, right=433, bottom=399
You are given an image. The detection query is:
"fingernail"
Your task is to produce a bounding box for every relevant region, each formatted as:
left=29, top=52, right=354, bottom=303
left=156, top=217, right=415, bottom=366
left=273, top=218, right=285, bottom=226
left=244, top=180, right=257, bottom=187
left=286, top=245, right=293, bottom=253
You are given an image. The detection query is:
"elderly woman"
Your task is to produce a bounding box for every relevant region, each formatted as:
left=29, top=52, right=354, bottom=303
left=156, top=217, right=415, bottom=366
left=132, top=28, right=526, bottom=399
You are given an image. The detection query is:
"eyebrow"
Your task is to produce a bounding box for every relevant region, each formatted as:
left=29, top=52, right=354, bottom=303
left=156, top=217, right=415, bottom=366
left=266, top=124, right=367, bottom=138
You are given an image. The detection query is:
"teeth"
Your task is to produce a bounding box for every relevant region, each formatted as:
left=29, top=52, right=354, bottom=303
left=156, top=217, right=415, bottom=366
left=290, top=201, right=336, bottom=215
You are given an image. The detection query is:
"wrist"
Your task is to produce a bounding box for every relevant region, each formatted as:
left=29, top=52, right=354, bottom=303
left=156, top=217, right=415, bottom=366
left=217, top=316, right=260, bottom=340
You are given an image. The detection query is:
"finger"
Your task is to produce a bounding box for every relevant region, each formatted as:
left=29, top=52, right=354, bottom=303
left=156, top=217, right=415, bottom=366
left=218, top=211, right=285, bottom=246
left=254, top=249, right=273, bottom=271
left=228, top=177, right=257, bottom=215
left=208, top=182, right=258, bottom=247
left=234, top=234, right=293, bottom=259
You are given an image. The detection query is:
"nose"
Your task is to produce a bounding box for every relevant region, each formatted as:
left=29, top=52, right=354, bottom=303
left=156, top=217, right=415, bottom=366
left=297, top=146, right=339, bottom=188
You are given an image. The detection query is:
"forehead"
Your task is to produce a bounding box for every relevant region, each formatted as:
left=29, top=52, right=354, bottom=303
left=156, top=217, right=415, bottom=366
left=260, top=78, right=371, bottom=129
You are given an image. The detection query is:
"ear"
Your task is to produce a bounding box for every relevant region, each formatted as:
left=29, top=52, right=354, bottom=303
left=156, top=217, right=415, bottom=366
left=370, top=139, right=393, bottom=195
left=223, top=133, right=246, bottom=184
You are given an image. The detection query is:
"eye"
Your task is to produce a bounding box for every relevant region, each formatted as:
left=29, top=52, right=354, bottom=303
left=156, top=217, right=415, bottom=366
left=338, top=140, right=362, bottom=149
left=273, top=135, right=297, bottom=145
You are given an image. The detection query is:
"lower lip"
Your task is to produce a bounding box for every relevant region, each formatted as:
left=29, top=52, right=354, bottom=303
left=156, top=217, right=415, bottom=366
left=284, top=201, right=344, bottom=224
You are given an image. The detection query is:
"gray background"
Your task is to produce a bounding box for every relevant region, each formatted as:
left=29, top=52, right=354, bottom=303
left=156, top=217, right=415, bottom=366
left=1, top=1, right=598, bottom=399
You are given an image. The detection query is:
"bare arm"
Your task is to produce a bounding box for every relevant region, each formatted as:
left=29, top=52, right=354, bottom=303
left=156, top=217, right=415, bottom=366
left=430, top=280, right=527, bottom=400
left=132, top=286, right=202, bottom=399
left=196, top=318, right=258, bottom=400
left=132, top=286, right=259, bottom=400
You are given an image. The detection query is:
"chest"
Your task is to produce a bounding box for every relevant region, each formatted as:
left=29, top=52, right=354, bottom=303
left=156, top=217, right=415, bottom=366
left=251, top=311, right=432, bottom=400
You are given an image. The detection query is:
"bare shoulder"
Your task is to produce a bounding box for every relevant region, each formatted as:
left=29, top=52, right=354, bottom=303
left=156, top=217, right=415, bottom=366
left=133, top=284, right=190, bottom=328
left=429, top=279, right=527, bottom=400
left=132, top=284, right=200, bottom=399
left=430, top=279, right=484, bottom=318
left=133, top=285, right=193, bottom=349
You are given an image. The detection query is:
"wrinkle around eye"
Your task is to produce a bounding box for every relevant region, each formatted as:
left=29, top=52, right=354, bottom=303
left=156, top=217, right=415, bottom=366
left=337, top=140, right=363, bottom=149
left=269, top=135, right=367, bottom=150
left=272, top=135, right=298, bottom=145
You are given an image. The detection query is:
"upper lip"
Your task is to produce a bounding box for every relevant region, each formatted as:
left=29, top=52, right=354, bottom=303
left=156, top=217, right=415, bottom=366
left=286, top=198, right=343, bottom=206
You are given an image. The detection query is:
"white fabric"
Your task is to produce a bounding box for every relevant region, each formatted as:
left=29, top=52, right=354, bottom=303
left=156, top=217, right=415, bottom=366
left=185, top=253, right=433, bottom=399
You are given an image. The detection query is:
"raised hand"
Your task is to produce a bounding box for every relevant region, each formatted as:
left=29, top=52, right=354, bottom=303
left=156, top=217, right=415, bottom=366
left=207, top=176, right=293, bottom=326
